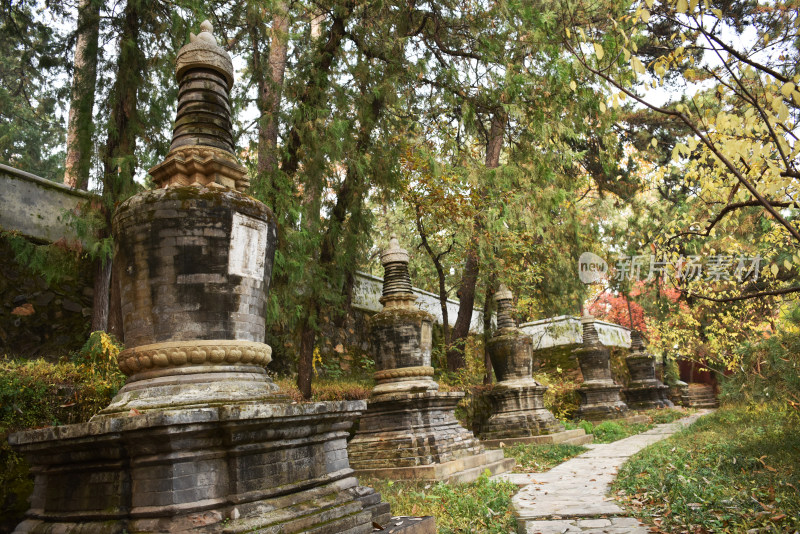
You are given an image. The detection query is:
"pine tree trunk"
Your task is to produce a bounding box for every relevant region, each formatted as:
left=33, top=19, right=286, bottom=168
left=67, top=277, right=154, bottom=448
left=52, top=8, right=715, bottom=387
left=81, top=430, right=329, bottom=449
left=446, top=111, right=505, bottom=371
left=93, top=0, right=143, bottom=333
left=482, top=277, right=495, bottom=384
left=64, top=0, right=100, bottom=190
left=256, top=3, right=289, bottom=176
left=90, top=258, right=111, bottom=332
left=297, top=303, right=319, bottom=399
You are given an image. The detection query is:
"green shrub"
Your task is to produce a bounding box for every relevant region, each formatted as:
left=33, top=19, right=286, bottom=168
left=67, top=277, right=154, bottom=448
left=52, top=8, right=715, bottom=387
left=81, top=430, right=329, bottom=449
left=0, top=333, right=125, bottom=531
left=534, top=372, right=581, bottom=420
left=615, top=403, right=800, bottom=533
left=720, top=305, right=800, bottom=409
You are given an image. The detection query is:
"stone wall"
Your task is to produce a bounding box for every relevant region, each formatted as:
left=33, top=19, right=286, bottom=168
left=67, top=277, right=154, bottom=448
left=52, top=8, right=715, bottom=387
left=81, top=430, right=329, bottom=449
left=0, top=163, right=92, bottom=244
left=0, top=236, right=94, bottom=357
left=521, top=315, right=631, bottom=350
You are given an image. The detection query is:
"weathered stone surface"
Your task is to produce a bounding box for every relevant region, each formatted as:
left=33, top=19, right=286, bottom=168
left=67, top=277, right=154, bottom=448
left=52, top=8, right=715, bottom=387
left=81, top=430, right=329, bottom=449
left=481, top=428, right=593, bottom=449
left=10, top=402, right=380, bottom=533
left=149, top=20, right=247, bottom=191
left=623, top=331, right=673, bottom=410
left=574, top=316, right=629, bottom=421
left=8, top=20, right=394, bottom=534
left=350, top=391, right=482, bottom=469
left=479, top=288, right=563, bottom=440
left=350, top=236, right=512, bottom=482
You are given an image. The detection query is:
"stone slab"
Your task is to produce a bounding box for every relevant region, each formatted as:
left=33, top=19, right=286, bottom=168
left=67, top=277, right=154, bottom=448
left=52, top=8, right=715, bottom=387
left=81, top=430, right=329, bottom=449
left=501, top=411, right=710, bottom=533
left=380, top=516, right=436, bottom=534
left=521, top=517, right=649, bottom=534
left=353, top=449, right=514, bottom=483
left=482, top=429, right=592, bottom=449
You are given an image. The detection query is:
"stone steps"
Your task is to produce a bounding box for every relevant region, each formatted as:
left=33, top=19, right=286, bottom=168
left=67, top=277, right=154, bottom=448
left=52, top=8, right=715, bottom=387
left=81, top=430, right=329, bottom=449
left=684, top=384, right=719, bottom=408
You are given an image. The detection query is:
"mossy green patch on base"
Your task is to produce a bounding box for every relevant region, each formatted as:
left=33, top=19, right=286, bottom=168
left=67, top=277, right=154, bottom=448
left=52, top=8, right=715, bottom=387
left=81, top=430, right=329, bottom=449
left=614, top=403, right=800, bottom=533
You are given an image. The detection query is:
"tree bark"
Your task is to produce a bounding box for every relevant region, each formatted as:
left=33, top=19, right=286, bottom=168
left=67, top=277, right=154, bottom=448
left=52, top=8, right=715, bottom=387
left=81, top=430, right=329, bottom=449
left=255, top=3, right=289, bottom=176
left=297, top=301, right=319, bottom=399
left=90, top=257, right=111, bottom=332
left=446, top=111, right=505, bottom=371
left=93, top=0, right=143, bottom=333
left=482, top=276, right=495, bottom=385
left=64, top=0, right=100, bottom=190
left=296, top=91, right=385, bottom=398
left=414, top=204, right=451, bottom=345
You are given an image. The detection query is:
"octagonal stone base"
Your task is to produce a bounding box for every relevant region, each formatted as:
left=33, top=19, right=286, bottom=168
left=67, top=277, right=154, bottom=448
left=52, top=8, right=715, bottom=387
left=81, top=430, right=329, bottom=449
left=477, top=380, right=564, bottom=441
left=576, top=382, right=630, bottom=421
left=348, top=391, right=514, bottom=482
left=9, top=402, right=384, bottom=533
left=624, top=383, right=674, bottom=410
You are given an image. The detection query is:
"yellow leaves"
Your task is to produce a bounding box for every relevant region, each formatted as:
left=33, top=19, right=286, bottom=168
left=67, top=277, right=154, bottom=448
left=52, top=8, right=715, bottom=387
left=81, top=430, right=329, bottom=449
left=780, top=82, right=795, bottom=99
left=645, top=0, right=654, bottom=7
left=565, top=27, right=571, bottom=39
left=651, top=138, right=658, bottom=148
left=599, top=102, right=607, bottom=113
left=570, top=80, right=577, bottom=91
left=594, top=42, right=605, bottom=60
left=632, top=56, right=646, bottom=75
left=676, top=0, right=688, bottom=13
left=640, top=9, right=651, bottom=23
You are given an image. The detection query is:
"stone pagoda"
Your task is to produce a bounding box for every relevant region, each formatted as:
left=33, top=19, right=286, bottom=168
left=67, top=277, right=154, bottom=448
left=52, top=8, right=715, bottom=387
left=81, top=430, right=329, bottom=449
left=9, top=21, right=395, bottom=533
left=623, top=330, right=674, bottom=410
left=477, top=286, right=572, bottom=446
left=348, top=236, right=514, bottom=483
left=574, top=314, right=630, bottom=421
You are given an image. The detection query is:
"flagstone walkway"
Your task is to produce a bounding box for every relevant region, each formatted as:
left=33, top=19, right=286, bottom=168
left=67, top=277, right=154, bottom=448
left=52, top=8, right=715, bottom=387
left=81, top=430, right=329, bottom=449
left=494, top=411, right=710, bottom=534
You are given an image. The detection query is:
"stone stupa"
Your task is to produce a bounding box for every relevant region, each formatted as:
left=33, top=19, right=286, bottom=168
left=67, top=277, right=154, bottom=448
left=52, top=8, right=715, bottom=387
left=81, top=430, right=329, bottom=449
left=623, top=330, right=674, bottom=410
left=348, top=235, right=514, bottom=483
left=573, top=314, right=630, bottom=421
left=478, top=286, right=592, bottom=447
left=8, top=21, right=399, bottom=533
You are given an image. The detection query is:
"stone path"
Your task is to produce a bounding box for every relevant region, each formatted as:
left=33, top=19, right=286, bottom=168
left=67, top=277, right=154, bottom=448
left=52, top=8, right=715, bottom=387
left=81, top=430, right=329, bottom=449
left=494, top=411, right=710, bottom=534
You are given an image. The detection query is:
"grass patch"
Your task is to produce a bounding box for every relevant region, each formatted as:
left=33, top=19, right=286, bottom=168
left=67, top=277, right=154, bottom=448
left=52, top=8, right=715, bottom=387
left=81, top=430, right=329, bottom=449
left=272, top=375, right=374, bottom=402
left=502, top=443, right=587, bottom=473
left=565, top=408, right=692, bottom=444
left=363, top=474, right=518, bottom=533
left=614, top=403, right=800, bottom=533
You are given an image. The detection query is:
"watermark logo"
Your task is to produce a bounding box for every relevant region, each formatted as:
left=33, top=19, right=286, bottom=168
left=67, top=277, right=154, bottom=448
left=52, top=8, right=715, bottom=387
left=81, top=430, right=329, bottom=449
left=578, top=253, right=762, bottom=284
left=578, top=252, right=609, bottom=284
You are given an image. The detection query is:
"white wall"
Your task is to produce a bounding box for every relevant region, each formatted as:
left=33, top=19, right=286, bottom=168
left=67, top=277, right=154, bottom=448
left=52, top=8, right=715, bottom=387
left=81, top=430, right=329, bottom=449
left=520, top=315, right=631, bottom=349
left=352, top=271, right=485, bottom=333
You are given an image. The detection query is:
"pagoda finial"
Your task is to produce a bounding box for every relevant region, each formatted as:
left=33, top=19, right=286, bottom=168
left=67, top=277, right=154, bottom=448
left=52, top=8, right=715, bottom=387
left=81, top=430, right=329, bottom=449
left=148, top=19, right=249, bottom=191
left=380, top=234, right=414, bottom=303
left=581, top=314, right=600, bottom=345
left=494, top=284, right=516, bottom=331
